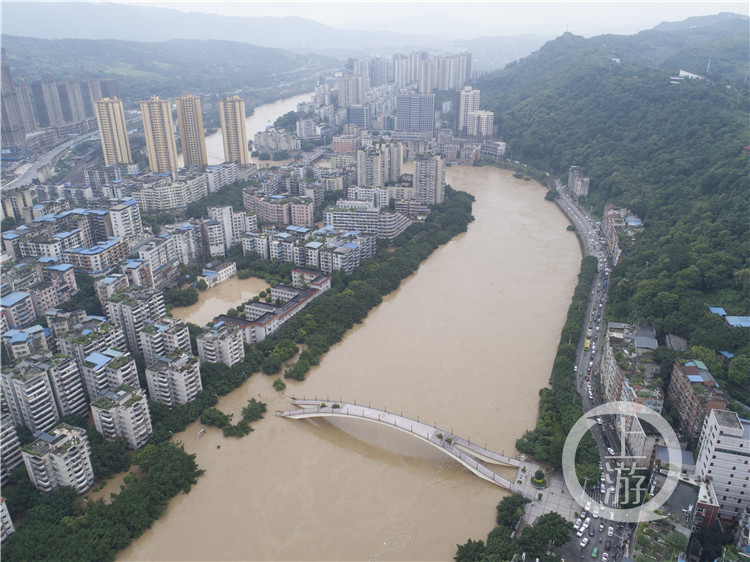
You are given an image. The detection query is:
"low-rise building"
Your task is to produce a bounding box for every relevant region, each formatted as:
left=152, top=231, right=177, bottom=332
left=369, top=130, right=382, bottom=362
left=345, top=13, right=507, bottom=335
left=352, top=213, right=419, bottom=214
left=21, top=423, right=94, bottom=494
left=91, top=385, right=152, bottom=449
left=198, top=261, right=237, bottom=288
left=1, top=325, right=53, bottom=359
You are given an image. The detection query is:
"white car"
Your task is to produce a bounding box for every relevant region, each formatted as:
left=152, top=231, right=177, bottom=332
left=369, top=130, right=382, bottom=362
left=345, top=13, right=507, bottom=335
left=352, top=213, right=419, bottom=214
left=577, top=527, right=585, bottom=537
left=585, top=501, right=592, bottom=512
left=580, top=537, right=590, bottom=548
left=609, top=486, right=615, bottom=495
left=600, top=483, right=606, bottom=494
left=592, top=508, right=599, bottom=519
left=574, top=518, right=582, bottom=530
left=607, top=447, right=616, bottom=456
left=596, top=416, right=603, bottom=425
left=608, top=526, right=614, bottom=537
left=602, top=553, right=610, bottom=562
left=584, top=517, right=591, bottom=527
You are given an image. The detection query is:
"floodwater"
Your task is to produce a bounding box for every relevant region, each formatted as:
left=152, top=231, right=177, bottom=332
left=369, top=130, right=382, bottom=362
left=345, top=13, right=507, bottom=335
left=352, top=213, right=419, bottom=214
left=169, top=276, right=269, bottom=327
left=177, top=93, right=311, bottom=168
left=120, top=163, right=581, bottom=561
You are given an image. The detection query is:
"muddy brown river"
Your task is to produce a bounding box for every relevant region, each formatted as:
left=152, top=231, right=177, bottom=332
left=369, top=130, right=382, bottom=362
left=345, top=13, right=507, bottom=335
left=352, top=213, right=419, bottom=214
left=122, top=140, right=580, bottom=561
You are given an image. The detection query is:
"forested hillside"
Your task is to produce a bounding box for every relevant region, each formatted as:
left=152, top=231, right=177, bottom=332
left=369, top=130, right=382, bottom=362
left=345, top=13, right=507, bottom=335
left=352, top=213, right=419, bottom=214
left=1, top=35, right=339, bottom=105
left=475, top=14, right=749, bottom=401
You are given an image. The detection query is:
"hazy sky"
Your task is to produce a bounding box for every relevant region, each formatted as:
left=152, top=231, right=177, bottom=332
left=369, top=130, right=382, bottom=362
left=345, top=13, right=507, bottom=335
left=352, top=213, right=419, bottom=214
left=118, top=0, right=749, bottom=37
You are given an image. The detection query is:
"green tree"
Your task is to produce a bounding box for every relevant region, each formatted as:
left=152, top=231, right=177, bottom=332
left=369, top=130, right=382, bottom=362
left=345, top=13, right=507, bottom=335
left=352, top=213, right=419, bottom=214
left=728, top=355, right=750, bottom=386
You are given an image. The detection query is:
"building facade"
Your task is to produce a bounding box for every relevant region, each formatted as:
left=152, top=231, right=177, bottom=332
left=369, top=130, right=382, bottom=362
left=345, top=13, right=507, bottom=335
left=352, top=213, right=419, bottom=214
left=176, top=94, right=208, bottom=169
left=219, top=95, right=249, bottom=166
left=21, top=423, right=94, bottom=494
left=140, top=96, right=179, bottom=173
left=95, top=97, right=133, bottom=166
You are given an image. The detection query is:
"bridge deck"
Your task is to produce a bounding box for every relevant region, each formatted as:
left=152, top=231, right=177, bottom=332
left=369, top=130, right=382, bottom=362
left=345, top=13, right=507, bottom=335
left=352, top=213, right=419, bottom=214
left=278, top=399, right=525, bottom=491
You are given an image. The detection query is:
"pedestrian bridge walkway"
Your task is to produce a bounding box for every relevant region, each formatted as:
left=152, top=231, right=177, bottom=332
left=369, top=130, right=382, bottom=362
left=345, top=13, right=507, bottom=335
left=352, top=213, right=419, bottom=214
left=277, top=398, right=526, bottom=492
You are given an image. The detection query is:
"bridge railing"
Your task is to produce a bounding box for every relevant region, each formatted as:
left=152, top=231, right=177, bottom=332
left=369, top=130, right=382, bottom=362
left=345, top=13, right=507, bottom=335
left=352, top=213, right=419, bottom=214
left=279, top=403, right=515, bottom=489
left=283, top=398, right=520, bottom=466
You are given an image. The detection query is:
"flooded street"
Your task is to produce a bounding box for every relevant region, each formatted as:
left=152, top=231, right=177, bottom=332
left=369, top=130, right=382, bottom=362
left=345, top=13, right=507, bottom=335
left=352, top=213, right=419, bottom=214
left=170, top=276, right=269, bottom=326
left=121, top=161, right=581, bottom=561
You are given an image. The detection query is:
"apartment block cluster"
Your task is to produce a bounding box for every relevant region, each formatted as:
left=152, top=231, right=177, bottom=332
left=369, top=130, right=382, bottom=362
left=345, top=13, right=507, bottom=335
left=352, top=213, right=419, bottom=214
left=599, top=322, right=749, bottom=528
left=1, top=48, right=116, bottom=155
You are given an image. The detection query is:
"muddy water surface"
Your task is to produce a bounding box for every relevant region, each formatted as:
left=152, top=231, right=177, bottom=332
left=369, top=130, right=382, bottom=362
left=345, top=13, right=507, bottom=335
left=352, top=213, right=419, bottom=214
left=120, top=165, right=580, bottom=561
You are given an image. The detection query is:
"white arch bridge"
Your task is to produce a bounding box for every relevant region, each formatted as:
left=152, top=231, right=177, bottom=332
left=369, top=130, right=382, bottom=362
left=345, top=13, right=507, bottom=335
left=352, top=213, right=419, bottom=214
left=278, top=398, right=530, bottom=493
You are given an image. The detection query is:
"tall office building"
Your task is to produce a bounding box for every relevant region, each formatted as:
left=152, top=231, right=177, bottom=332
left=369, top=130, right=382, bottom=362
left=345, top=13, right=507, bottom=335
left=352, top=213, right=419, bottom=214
left=140, top=95, right=179, bottom=173
left=414, top=154, right=446, bottom=205
left=21, top=423, right=94, bottom=494
left=219, top=95, right=249, bottom=166
left=95, top=97, right=133, bottom=166
left=395, top=94, right=435, bottom=138
left=456, top=86, right=481, bottom=136
left=176, top=94, right=207, bottom=169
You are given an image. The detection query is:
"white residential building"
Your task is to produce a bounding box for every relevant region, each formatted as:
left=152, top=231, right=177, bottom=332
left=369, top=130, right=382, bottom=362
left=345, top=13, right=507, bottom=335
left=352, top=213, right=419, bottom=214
left=108, top=199, right=143, bottom=239
left=91, top=385, right=152, bottom=449
left=694, top=410, right=750, bottom=524
left=139, top=316, right=191, bottom=366
left=81, top=348, right=140, bottom=401
left=414, top=154, right=446, bottom=205
left=1, top=363, right=59, bottom=433
left=1, top=414, right=23, bottom=486
left=105, top=286, right=166, bottom=353
left=0, top=498, right=14, bottom=544
left=196, top=321, right=245, bottom=367
left=22, top=423, right=94, bottom=494
left=146, top=351, right=202, bottom=409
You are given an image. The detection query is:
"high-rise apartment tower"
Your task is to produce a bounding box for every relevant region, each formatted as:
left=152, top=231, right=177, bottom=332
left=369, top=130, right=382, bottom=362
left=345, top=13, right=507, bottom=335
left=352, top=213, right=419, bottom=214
left=219, top=96, right=249, bottom=166
left=140, top=95, right=179, bottom=173
left=95, top=97, right=133, bottom=166
left=176, top=94, right=207, bottom=169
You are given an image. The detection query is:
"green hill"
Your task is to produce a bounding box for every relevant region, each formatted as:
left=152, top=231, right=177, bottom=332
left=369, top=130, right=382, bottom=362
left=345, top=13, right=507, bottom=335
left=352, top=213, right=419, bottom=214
left=475, top=15, right=749, bottom=401
left=1, top=35, right=340, bottom=105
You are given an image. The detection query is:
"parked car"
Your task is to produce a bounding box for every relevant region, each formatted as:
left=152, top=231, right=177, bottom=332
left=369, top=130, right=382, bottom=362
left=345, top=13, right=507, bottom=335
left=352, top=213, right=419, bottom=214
left=580, top=537, right=590, bottom=548
left=589, top=526, right=596, bottom=537
left=591, top=546, right=599, bottom=558
left=607, top=447, right=616, bottom=456
left=574, top=518, right=582, bottom=530
left=608, top=526, right=614, bottom=537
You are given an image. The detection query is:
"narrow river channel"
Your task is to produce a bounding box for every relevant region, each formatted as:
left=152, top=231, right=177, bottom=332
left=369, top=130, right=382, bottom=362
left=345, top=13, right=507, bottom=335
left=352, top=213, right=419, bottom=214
left=121, top=101, right=581, bottom=562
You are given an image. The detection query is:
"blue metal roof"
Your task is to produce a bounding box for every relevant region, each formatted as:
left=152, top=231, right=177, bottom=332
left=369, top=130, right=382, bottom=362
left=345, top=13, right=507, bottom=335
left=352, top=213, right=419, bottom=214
left=708, top=306, right=727, bottom=316
left=725, top=316, right=750, bottom=328
left=1, top=292, right=30, bottom=307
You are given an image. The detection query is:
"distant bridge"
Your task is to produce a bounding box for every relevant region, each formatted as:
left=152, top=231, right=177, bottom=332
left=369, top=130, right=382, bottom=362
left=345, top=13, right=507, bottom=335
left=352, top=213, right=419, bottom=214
left=278, top=398, right=527, bottom=492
